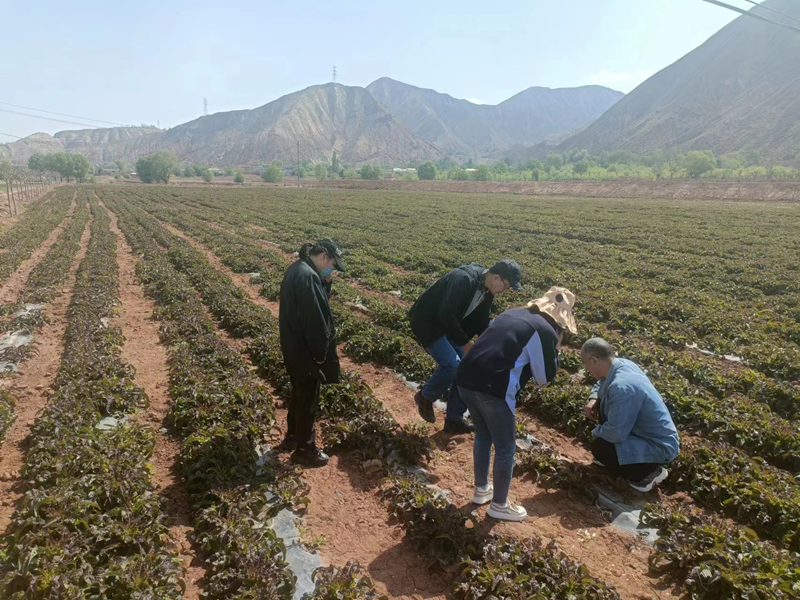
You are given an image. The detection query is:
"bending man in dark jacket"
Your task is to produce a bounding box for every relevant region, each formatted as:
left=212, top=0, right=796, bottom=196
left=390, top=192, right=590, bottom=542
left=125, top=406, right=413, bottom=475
left=278, top=238, right=345, bottom=467
left=409, top=260, right=522, bottom=433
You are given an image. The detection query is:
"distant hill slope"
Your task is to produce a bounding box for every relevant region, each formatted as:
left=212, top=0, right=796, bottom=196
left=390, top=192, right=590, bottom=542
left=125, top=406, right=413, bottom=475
left=1, top=84, right=442, bottom=167
left=0, top=127, right=160, bottom=165
left=558, top=0, right=800, bottom=163
left=151, top=83, right=442, bottom=166
left=367, top=77, right=623, bottom=157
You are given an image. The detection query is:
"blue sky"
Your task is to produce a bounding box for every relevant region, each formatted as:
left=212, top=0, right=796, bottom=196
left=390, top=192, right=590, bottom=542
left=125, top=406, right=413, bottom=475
left=2, top=0, right=743, bottom=140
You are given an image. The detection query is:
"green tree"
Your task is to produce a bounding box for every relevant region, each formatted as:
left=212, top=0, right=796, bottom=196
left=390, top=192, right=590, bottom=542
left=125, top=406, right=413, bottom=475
left=331, top=150, right=340, bottom=175
left=681, top=151, right=716, bottom=178
left=567, top=148, right=590, bottom=163
left=262, top=164, right=284, bottom=183
left=136, top=151, right=179, bottom=184
left=314, top=163, right=327, bottom=182
left=342, top=168, right=357, bottom=179
left=472, top=165, right=490, bottom=181
left=70, top=154, right=91, bottom=183
left=297, top=166, right=307, bottom=179
left=224, top=167, right=234, bottom=176
left=360, top=164, right=382, bottom=180
left=417, top=161, right=437, bottom=180
left=526, top=158, right=544, bottom=171
left=193, top=165, right=205, bottom=177
left=184, top=166, right=195, bottom=177
left=573, top=160, right=590, bottom=175
left=234, top=170, right=245, bottom=184
left=28, top=153, right=46, bottom=172
left=448, top=167, right=469, bottom=180
left=545, top=152, right=564, bottom=170
left=491, top=161, right=509, bottom=174
left=201, top=168, right=213, bottom=183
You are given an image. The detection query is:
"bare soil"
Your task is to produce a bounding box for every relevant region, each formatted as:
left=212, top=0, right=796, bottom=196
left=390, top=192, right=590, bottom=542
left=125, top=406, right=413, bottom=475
left=319, top=178, right=800, bottom=203
left=0, top=215, right=91, bottom=533
left=105, top=206, right=206, bottom=598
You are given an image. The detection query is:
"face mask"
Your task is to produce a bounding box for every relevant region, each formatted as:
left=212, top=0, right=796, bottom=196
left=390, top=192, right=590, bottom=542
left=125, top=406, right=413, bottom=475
left=320, top=266, right=334, bottom=278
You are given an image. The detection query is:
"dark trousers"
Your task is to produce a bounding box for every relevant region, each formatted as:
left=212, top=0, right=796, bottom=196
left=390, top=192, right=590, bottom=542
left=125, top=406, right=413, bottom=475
left=591, top=438, right=661, bottom=482
left=286, top=366, right=321, bottom=451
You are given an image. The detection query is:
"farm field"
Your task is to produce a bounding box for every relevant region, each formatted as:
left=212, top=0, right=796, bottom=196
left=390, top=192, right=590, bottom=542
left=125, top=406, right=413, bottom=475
left=0, top=184, right=799, bottom=599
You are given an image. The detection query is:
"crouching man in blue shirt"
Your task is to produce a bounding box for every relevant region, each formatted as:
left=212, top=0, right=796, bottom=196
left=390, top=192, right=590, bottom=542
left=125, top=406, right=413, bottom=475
left=581, top=338, right=680, bottom=492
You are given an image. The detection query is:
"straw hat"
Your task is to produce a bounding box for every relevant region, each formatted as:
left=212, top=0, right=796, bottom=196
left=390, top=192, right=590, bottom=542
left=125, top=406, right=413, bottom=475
left=527, top=286, right=577, bottom=335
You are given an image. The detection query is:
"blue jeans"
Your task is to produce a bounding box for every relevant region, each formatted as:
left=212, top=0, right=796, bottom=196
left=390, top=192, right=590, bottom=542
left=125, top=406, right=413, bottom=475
left=458, top=387, right=516, bottom=505
left=421, top=336, right=467, bottom=422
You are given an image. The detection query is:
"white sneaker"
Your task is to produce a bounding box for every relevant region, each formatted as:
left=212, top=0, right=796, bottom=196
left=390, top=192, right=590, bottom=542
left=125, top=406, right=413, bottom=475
left=487, top=501, right=528, bottom=521
left=472, top=484, right=493, bottom=505
left=629, top=466, right=669, bottom=492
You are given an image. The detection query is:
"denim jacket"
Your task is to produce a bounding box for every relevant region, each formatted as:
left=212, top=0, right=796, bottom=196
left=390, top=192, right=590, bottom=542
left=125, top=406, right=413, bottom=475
left=590, top=358, right=680, bottom=466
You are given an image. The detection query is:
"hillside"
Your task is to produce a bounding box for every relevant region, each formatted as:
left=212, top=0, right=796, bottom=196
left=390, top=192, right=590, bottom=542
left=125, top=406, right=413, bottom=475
left=0, top=127, right=160, bottom=165
left=559, top=0, right=800, bottom=163
left=151, top=83, right=442, bottom=166
left=367, top=77, right=623, bottom=157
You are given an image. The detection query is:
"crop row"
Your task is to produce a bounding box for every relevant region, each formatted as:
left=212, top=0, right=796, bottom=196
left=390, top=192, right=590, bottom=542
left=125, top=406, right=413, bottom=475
left=140, top=199, right=800, bottom=477
left=1, top=199, right=91, bottom=335
left=140, top=186, right=800, bottom=382
left=0, top=198, right=90, bottom=450
left=0, top=188, right=73, bottom=284
left=105, top=195, right=319, bottom=599
left=642, top=503, right=800, bottom=598
left=107, top=188, right=800, bottom=598
left=0, top=201, right=183, bottom=598
left=102, top=193, right=628, bottom=599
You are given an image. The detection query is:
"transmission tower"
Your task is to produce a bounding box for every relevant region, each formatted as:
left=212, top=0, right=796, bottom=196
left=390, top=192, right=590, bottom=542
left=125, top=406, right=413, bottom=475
left=203, top=98, right=208, bottom=116
left=332, top=66, right=337, bottom=83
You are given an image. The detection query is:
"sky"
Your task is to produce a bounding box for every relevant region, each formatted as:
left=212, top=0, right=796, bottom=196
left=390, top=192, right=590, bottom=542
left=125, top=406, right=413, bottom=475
left=1, top=0, right=744, bottom=141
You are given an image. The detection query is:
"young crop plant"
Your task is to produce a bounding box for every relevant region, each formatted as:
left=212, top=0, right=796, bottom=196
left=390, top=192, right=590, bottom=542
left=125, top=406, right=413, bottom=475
left=0, top=200, right=183, bottom=598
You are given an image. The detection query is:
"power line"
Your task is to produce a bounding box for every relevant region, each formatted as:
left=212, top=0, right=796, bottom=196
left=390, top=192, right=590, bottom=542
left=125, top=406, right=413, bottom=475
left=703, top=0, right=800, bottom=34
left=0, top=131, right=22, bottom=139
left=0, top=107, right=100, bottom=129
left=0, top=101, right=128, bottom=127
left=743, top=0, right=800, bottom=25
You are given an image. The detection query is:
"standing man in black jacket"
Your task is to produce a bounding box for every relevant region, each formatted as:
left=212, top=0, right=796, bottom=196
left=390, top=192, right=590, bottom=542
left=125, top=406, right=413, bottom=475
left=409, top=260, right=522, bottom=433
left=278, top=238, right=345, bottom=467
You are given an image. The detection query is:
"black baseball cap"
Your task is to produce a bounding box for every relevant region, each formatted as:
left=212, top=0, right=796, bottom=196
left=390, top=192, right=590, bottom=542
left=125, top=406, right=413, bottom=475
left=317, top=238, right=346, bottom=272
left=490, top=260, right=522, bottom=291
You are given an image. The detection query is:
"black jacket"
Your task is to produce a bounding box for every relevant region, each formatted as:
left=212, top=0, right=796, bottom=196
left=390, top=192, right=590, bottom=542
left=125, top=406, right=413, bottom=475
left=279, top=258, right=335, bottom=369
left=409, top=264, right=494, bottom=348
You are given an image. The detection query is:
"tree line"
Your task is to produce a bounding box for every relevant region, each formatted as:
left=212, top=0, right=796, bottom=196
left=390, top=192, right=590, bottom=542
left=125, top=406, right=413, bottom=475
left=28, top=152, right=92, bottom=182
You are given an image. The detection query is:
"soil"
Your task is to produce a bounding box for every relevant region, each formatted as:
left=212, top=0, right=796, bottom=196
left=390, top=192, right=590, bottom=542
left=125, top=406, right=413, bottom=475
left=0, top=214, right=91, bottom=534
left=104, top=206, right=206, bottom=599
left=319, top=178, right=800, bottom=203
left=0, top=192, right=77, bottom=306
left=160, top=221, right=675, bottom=599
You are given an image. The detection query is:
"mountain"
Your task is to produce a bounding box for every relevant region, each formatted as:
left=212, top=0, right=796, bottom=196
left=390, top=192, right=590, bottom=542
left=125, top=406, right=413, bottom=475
left=367, top=77, right=623, bottom=156
left=0, top=127, right=160, bottom=165
left=558, top=0, right=800, bottom=163
left=150, top=83, right=442, bottom=166
left=0, top=84, right=441, bottom=167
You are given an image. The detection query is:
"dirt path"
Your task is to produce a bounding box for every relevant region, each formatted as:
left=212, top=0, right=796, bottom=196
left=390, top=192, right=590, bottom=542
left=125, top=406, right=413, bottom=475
left=104, top=206, right=206, bottom=599
left=0, top=193, right=77, bottom=306
left=341, top=355, right=676, bottom=600
left=0, top=214, right=91, bottom=534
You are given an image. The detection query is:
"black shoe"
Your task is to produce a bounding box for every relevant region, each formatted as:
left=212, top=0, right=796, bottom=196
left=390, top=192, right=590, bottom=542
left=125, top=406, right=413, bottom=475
left=443, top=419, right=474, bottom=434
left=275, top=435, right=297, bottom=453
left=415, top=391, right=436, bottom=423
left=291, top=447, right=330, bottom=468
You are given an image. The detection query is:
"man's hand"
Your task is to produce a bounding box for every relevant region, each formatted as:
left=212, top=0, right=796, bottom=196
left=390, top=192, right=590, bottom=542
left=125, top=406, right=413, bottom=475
left=584, top=398, right=598, bottom=421
left=462, top=341, right=475, bottom=356
left=315, top=359, right=325, bottom=365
